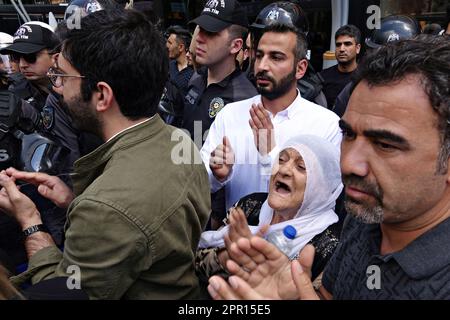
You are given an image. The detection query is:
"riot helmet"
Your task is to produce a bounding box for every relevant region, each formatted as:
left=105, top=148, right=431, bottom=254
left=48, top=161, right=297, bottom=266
left=63, top=0, right=121, bottom=21
left=365, top=15, right=421, bottom=49
left=0, top=32, right=13, bottom=50
left=0, top=33, right=14, bottom=74
left=251, top=1, right=309, bottom=35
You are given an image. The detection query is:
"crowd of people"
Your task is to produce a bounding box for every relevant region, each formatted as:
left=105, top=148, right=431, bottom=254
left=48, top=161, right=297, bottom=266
left=0, top=0, right=449, bottom=300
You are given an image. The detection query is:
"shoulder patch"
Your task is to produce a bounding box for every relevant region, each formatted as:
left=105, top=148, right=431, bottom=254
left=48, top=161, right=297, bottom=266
left=41, top=105, right=55, bottom=131
left=185, top=89, right=199, bottom=105
left=208, top=97, right=225, bottom=118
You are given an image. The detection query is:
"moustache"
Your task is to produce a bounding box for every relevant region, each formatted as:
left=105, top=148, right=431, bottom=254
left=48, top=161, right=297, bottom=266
left=255, top=71, right=274, bottom=82
left=342, top=174, right=383, bottom=201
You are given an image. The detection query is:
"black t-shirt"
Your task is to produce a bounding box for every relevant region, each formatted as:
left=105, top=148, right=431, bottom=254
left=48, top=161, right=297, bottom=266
left=332, top=81, right=353, bottom=118
left=181, top=66, right=257, bottom=147
left=320, top=65, right=354, bottom=109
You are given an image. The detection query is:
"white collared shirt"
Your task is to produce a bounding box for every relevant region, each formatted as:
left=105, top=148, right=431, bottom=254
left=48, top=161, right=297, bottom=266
left=201, top=91, right=342, bottom=210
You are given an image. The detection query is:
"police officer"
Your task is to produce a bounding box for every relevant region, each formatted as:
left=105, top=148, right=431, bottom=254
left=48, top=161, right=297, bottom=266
left=0, top=3, right=108, bottom=270
left=181, top=0, right=257, bottom=147
left=0, top=23, right=75, bottom=270
left=180, top=0, right=258, bottom=231
left=1, top=22, right=58, bottom=111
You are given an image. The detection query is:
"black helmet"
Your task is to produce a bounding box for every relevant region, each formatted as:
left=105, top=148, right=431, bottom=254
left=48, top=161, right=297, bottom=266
left=251, top=1, right=309, bottom=35
left=64, top=0, right=121, bottom=21
left=64, top=0, right=103, bottom=20
left=365, top=15, right=421, bottom=49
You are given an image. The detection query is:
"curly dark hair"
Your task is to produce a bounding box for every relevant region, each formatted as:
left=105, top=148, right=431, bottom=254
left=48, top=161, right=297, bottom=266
left=353, top=35, right=450, bottom=173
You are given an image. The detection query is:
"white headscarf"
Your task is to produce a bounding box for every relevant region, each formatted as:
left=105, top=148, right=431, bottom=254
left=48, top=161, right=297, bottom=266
left=198, top=135, right=343, bottom=259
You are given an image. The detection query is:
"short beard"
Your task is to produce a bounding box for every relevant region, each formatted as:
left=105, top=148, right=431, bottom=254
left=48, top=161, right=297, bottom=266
left=256, top=67, right=297, bottom=101
left=342, top=174, right=384, bottom=224
left=344, top=199, right=384, bottom=224
left=63, top=94, right=102, bottom=138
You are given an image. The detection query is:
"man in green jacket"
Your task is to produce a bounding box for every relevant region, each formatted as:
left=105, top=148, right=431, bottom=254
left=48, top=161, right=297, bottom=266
left=0, top=9, right=210, bottom=299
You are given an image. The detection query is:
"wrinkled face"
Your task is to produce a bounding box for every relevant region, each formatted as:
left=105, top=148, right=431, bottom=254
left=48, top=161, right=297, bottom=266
left=254, top=31, right=300, bottom=100
left=166, top=34, right=181, bottom=60
left=16, top=49, right=53, bottom=81
left=57, top=53, right=101, bottom=137
left=335, top=35, right=360, bottom=65
left=268, top=148, right=307, bottom=218
left=195, top=27, right=233, bottom=67
left=340, top=76, right=448, bottom=225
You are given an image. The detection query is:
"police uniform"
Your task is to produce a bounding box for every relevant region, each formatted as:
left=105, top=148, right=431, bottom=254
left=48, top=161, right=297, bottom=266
left=182, top=65, right=257, bottom=145
left=0, top=84, right=102, bottom=270
left=181, top=65, right=257, bottom=230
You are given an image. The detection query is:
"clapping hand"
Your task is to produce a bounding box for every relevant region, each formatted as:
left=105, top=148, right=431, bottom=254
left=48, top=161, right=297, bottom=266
left=210, top=136, right=235, bottom=182
left=249, top=103, right=275, bottom=156
left=208, top=236, right=318, bottom=300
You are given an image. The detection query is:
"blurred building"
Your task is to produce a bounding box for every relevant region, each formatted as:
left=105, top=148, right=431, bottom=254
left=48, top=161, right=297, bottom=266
left=0, top=0, right=447, bottom=71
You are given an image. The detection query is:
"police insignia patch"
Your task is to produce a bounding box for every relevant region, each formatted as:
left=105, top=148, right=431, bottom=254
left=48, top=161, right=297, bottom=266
left=41, top=105, right=55, bottom=131
left=208, top=97, right=225, bottom=118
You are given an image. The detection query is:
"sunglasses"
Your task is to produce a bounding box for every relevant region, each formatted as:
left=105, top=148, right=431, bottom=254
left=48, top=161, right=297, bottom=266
left=10, top=52, right=39, bottom=64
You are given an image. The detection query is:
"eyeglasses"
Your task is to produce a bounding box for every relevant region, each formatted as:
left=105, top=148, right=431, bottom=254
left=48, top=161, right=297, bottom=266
left=47, top=67, right=85, bottom=88
left=10, top=52, right=39, bottom=64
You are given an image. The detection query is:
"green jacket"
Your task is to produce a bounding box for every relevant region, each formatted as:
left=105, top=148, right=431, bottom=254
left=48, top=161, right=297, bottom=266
left=12, top=115, right=211, bottom=299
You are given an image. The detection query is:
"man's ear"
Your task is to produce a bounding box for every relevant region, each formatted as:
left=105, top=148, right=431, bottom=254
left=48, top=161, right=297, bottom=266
left=295, top=59, right=308, bottom=80
left=230, top=38, right=243, bottom=55
left=356, top=43, right=361, bottom=55
left=51, top=53, right=59, bottom=66
left=178, top=42, right=185, bottom=54
left=94, top=81, right=114, bottom=113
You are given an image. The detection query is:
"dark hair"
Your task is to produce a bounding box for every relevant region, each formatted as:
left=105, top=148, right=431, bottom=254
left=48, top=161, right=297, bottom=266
left=262, top=23, right=307, bottom=61
left=48, top=21, right=69, bottom=54
left=228, top=24, right=248, bottom=43
left=353, top=35, right=450, bottom=173
left=62, top=9, right=168, bottom=119
left=166, top=25, right=191, bottom=50
left=335, top=24, right=361, bottom=44
left=422, top=23, right=443, bottom=35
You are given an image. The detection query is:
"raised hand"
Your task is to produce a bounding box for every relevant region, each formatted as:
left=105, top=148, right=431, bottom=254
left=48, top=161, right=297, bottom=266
left=220, top=207, right=269, bottom=271
left=209, top=136, right=235, bottom=182
left=208, top=274, right=265, bottom=300
left=249, top=103, right=275, bottom=156
left=291, top=259, right=320, bottom=300
left=209, top=236, right=318, bottom=300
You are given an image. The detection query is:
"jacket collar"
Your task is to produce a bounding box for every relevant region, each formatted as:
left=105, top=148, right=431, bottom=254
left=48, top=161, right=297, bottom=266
left=72, top=115, right=165, bottom=196
left=196, top=63, right=242, bottom=89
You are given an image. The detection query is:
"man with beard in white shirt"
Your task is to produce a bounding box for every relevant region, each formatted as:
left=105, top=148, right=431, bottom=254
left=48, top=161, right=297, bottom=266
left=201, top=23, right=341, bottom=228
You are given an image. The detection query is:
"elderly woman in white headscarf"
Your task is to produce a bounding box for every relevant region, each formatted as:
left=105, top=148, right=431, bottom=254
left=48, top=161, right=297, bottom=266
left=195, top=134, right=343, bottom=284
